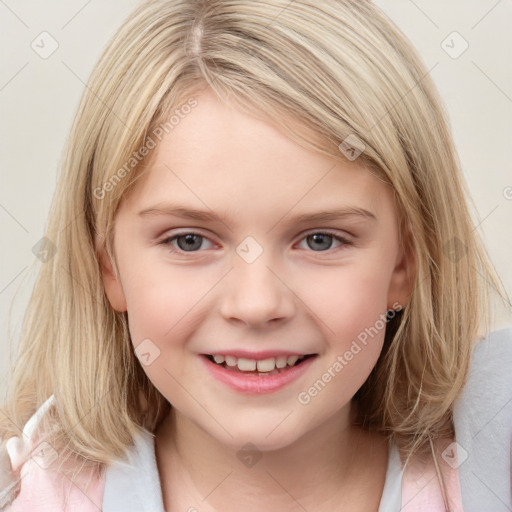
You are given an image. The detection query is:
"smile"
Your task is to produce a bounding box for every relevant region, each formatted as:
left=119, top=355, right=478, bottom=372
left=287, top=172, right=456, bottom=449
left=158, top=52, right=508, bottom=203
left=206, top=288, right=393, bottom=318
left=201, top=353, right=318, bottom=394
left=205, top=354, right=314, bottom=373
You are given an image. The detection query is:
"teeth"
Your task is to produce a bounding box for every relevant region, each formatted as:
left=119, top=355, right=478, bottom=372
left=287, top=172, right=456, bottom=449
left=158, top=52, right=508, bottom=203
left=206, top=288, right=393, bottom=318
left=275, top=356, right=287, bottom=368
left=225, top=356, right=237, bottom=367
left=287, top=355, right=299, bottom=366
left=256, top=358, right=275, bottom=372
left=237, top=358, right=257, bottom=371
left=210, top=354, right=307, bottom=372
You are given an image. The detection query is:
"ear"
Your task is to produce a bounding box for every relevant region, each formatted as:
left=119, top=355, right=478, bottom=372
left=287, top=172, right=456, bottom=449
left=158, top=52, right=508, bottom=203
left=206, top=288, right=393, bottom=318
left=387, top=225, right=416, bottom=310
left=97, top=241, right=127, bottom=312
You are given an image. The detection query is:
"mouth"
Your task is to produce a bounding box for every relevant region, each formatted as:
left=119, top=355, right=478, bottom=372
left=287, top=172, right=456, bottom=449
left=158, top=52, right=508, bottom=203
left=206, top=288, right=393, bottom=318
left=200, top=351, right=318, bottom=394
left=202, top=353, right=317, bottom=376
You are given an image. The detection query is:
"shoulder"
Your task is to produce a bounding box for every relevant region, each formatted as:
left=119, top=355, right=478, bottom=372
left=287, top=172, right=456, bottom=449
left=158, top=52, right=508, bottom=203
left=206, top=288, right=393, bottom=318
left=399, top=436, right=464, bottom=512
left=102, top=428, right=165, bottom=511
left=2, top=396, right=162, bottom=512
left=398, top=328, right=512, bottom=512
left=7, top=455, right=105, bottom=511
left=0, top=394, right=106, bottom=511
left=452, top=327, right=512, bottom=511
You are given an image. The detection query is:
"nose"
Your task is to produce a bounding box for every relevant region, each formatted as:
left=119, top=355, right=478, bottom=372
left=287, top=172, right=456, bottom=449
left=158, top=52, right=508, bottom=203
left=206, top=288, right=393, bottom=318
left=219, top=253, right=295, bottom=328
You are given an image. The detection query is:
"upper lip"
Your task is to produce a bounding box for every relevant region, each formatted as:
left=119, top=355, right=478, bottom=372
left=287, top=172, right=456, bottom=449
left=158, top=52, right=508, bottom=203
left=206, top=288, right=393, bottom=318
left=201, top=350, right=316, bottom=360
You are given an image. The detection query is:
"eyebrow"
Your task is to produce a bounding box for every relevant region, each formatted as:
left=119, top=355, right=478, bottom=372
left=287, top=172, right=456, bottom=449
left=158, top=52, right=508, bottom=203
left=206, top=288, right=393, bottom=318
left=138, top=203, right=377, bottom=226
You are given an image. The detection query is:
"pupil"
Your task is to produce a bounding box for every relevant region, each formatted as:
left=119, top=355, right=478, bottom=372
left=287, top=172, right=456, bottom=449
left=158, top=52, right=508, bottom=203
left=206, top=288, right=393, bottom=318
left=309, top=233, right=332, bottom=251
left=178, top=234, right=202, bottom=251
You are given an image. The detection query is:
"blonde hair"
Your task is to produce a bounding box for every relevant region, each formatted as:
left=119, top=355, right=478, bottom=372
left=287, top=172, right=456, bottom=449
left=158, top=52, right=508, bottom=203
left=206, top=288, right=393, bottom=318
left=0, top=0, right=503, bottom=501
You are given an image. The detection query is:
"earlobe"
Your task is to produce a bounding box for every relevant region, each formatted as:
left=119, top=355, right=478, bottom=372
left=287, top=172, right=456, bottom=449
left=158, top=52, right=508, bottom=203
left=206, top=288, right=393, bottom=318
left=97, top=243, right=128, bottom=312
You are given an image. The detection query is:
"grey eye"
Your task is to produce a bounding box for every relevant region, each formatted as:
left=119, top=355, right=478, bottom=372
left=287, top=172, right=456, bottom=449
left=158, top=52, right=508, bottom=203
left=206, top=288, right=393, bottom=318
left=305, top=233, right=335, bottom=251
left=175, top=234, right=204, bottom=251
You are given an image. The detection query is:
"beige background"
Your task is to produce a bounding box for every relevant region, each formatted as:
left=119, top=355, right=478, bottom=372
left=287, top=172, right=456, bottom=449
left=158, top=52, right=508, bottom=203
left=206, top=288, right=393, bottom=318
left=1, top=0, right=511, bottom=400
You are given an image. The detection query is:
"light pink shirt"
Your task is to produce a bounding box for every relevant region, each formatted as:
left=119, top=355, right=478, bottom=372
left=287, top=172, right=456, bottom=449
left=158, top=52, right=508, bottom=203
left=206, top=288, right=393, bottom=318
left=1, top=418, right=463, bottom=511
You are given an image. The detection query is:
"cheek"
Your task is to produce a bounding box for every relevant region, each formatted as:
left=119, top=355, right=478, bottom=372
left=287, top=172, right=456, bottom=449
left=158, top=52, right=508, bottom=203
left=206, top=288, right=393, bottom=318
left=341, top=272, right=389, bottom=335
left=120, top=257, right=207, bottom=342
left=295, top=269, right=389, bottom=420
left=120, top=263, right=210, bottom=406
left=292, top=261, right=392, bottom=408
left=301, top=264, right=391, bottom=341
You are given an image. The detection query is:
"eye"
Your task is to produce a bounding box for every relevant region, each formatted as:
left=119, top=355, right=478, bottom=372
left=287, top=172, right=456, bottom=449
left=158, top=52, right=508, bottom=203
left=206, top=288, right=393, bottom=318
left=158, top=230, right=352, bottom=255
left=159, top=232, right=214, bottom=253
left=296, top=231, right=352, bottom=253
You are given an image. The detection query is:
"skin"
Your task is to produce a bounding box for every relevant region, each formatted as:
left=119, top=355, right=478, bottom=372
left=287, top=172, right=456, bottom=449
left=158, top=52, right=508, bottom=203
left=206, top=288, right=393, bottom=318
left=99, top=88, right=414, bottom=511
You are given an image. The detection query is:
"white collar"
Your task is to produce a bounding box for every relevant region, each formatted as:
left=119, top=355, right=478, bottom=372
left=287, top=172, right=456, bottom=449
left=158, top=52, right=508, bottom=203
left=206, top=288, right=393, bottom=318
left=102, top=428, right=403, bottom=511
left=103, top=428, right=165, bottom=511
left=378, top=438, right=404, bottom=511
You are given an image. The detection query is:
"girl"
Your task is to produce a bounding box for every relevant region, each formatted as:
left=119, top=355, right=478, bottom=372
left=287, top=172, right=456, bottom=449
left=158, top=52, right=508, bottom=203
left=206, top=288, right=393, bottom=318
left=1, top=0, right=511, bottom=510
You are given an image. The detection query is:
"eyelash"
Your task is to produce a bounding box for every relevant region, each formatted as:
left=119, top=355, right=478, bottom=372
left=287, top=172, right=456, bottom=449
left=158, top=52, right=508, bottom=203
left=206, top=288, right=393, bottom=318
left=158, top=230, right=353, bottom=255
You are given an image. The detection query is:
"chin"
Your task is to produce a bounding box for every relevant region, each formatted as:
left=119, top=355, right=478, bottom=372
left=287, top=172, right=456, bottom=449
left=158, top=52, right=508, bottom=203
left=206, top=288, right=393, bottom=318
left=197, top=410, right=309, bottom=452
left=220, top=430, right=303, bottom=453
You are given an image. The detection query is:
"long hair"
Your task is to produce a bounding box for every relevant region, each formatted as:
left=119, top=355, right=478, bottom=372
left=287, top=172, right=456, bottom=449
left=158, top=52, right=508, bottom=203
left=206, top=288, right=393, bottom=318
left=0, top=0, right=503, bottom=499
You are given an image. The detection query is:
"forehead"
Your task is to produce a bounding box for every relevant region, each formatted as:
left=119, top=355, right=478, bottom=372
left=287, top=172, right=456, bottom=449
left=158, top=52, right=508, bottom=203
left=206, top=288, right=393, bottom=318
left=120, top=90, right=395, bottom=224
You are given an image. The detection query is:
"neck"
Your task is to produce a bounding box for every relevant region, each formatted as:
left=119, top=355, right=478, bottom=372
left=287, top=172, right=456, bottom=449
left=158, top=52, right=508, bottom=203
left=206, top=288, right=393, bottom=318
left=155, top=402, right=387, bottom=512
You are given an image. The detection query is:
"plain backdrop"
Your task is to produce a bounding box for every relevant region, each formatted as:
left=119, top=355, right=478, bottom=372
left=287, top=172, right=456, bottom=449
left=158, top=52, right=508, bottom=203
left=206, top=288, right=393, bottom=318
left=1, top=0, right=511, bottom=401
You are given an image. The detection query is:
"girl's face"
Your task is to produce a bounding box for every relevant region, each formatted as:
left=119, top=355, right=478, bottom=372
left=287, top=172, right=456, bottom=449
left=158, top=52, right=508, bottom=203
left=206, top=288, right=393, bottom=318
left=101, top=88, right=412, bottom=450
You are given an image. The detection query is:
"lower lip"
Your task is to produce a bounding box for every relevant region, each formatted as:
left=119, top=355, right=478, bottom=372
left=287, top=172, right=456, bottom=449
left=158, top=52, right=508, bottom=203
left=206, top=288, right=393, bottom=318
left=201, top=355, right=317, bottom=394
